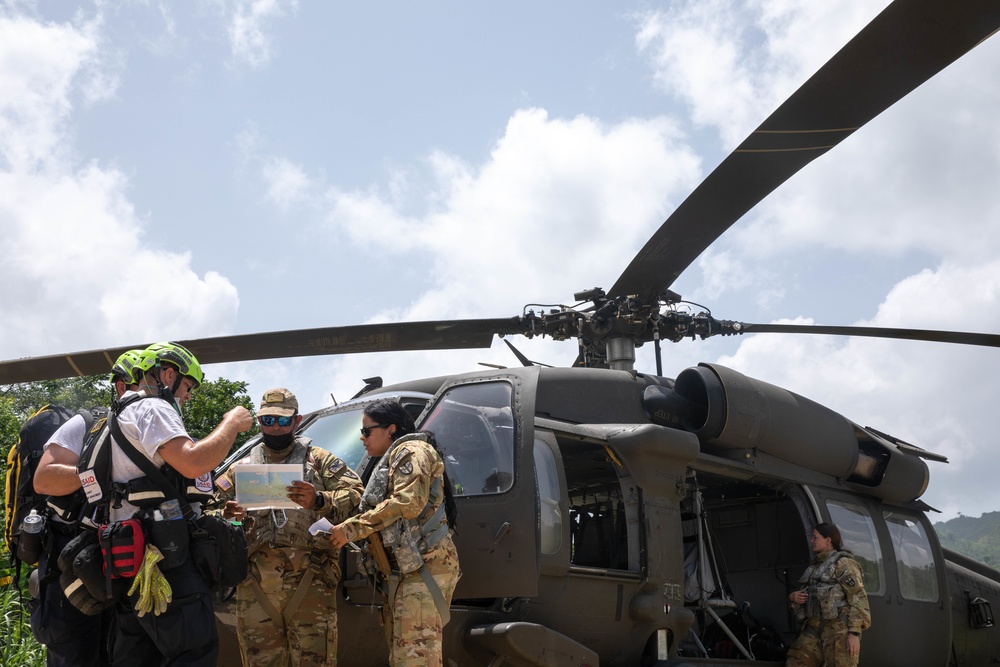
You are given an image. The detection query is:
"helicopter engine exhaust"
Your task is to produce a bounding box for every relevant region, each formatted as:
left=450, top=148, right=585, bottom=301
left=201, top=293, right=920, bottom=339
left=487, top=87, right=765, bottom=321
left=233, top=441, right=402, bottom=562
left=648, top=363, right=929, bottom=502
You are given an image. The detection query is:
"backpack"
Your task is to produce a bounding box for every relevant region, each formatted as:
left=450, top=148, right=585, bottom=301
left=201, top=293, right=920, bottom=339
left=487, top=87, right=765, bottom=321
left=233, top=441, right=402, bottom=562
left=4, top=404, right=105, bottom=571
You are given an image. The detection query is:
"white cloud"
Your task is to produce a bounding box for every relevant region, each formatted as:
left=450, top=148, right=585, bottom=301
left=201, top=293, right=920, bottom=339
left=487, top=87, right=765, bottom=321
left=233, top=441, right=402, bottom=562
left=0, top=9, right=239, bottom=357
left=225, top=0, right=297, bottom=69
left=261, top=156, right=312, bottom=210
left=320, top=108, right=703, bottom=320
left=636, top=0, right=888, bottom=146
left=0, top=13, right=96, bottom=170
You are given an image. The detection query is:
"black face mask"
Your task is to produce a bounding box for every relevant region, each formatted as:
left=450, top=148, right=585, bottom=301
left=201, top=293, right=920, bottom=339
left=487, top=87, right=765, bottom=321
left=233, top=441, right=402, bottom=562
left=262, top=431, right=295, bottom=451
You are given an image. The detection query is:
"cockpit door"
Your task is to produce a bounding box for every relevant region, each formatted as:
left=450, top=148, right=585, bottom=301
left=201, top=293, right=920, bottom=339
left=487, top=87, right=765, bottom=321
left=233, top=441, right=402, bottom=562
left=418, top=368, right=539, bottom=598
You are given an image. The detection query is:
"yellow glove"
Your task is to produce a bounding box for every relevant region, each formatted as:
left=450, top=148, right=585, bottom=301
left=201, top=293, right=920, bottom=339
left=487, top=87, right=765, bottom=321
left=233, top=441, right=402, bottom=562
left=127, top=545, right=173, bottom=617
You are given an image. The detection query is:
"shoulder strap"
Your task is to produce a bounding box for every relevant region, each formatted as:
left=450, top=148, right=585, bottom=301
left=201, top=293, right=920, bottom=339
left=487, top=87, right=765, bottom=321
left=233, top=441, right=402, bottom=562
left=77, top=406, right=109, bottom=434
left=108, top=398, right=197, bottom=521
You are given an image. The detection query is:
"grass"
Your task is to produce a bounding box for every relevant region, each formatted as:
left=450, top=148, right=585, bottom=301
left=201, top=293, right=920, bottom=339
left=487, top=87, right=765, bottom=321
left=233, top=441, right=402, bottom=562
left=0, top=553, right=46, bottom=667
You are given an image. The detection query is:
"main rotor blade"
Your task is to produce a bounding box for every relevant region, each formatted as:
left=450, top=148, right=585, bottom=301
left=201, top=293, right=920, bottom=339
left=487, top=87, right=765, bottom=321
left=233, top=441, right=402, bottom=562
left=610, top=0, right=1000, bottom=302
left=739, top=323, right=1000, bottom=348
left=0, top=318, right=523, bottom=385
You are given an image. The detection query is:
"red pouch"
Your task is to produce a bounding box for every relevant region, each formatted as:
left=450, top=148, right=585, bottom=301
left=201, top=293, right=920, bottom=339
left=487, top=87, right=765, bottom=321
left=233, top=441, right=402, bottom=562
left=98, top=519, right=146, bottom=578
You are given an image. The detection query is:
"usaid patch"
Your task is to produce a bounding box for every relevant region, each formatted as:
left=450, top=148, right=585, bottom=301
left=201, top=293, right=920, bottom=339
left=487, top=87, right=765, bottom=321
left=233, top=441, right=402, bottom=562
left=195, top=472, right=214, bottom=493
left=78, top=469, right=102, bottom=503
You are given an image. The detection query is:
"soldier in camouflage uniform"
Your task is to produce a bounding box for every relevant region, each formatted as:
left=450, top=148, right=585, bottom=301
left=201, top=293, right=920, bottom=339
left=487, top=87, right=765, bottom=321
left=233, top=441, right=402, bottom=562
left=786, top=523, right=871, bottom=667
left=217, top=388, right=364, bottom=667
left=328, top=399, right=461, bottom=667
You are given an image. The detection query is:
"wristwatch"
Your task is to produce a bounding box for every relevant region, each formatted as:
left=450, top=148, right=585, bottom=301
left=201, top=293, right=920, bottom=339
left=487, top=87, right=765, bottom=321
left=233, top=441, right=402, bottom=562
left=315, top=491, right=325, bottom=510
left=848, top=631, right=860, bottom=636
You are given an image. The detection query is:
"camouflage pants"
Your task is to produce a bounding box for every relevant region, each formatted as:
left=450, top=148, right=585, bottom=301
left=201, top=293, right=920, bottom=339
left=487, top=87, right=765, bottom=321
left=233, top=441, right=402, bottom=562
left=385, top=537, right=461, bottom=667
left=785, top=621, right=858, bottom=667
left=237, top=548, right=339, bottom=667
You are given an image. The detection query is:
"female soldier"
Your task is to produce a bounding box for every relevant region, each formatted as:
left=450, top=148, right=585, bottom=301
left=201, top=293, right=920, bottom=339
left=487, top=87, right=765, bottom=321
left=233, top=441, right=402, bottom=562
left=786, top=522, right=871, bottom=667
left=328, top=399, right=460, bottom=667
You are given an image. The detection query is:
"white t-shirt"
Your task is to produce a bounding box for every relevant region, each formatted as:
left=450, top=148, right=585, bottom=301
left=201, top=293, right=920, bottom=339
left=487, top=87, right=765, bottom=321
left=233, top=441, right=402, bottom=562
left=110, top=391, right=189, bottom=521
left=42, top=413, right=90, bottom=524
left=44, top=413, right=88, bottom=456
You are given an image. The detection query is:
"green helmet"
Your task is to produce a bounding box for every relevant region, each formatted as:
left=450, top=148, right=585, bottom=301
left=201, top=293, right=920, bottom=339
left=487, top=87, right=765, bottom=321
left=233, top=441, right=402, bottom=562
left=135, top=342, right=204, bottom=388
left=110, top=349, right=144, bottom=385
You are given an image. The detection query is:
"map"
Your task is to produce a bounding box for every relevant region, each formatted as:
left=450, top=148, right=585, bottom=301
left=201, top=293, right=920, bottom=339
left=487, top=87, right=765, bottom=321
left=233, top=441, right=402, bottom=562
left=234, top=463, right=304, bottom=510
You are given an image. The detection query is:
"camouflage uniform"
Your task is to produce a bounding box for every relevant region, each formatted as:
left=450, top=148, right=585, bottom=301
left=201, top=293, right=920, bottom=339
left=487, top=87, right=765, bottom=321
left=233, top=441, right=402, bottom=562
left=339, top=433, right=461, bottom=667
left=786, top=550, right=871, bottom=667
left=216, top=436, right=363, bottom=667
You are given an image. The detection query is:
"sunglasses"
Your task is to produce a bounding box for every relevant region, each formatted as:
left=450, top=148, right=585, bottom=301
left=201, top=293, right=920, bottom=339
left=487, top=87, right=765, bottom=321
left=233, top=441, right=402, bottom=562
left=259, top=415, right=294, bottom=427
left=360, top=424, right=390, bottom=438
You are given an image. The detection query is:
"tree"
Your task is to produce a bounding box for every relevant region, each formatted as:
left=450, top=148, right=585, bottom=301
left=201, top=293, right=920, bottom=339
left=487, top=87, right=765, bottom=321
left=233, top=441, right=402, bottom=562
left=0, top=376, right=109, bottom=416
left=183, top=376, right=259, bottom=454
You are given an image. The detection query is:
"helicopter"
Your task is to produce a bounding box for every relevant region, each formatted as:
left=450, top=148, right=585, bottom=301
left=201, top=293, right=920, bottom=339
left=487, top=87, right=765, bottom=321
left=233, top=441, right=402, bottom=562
left=4, top=0, right=1000, bottom=665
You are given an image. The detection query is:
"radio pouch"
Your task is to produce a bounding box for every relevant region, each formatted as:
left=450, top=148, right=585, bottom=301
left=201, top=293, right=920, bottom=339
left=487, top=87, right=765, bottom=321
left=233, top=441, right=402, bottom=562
left=191, top=513, right=249, bottom=591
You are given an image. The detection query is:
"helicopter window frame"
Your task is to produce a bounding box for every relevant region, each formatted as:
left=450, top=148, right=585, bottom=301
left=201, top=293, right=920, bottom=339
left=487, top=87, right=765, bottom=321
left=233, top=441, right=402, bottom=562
left=883, top=510, right=940, bottom=603
left=533, top=434, right=563, bottom=556
left=420, top=380, right=516, bottom=498
left=826, top=500, right=885, bottom=597
left=554, top=434, right=639, bottom=573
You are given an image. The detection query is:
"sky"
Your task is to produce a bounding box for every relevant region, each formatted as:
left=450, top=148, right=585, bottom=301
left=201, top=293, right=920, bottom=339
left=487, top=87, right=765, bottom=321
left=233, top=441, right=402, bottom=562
left=2, top=0, right=999, bottom=522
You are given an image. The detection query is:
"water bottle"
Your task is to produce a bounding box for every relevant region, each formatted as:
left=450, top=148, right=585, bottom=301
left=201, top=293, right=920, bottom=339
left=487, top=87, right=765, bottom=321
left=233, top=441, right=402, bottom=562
left=16, top=509, right=45, bottom=565
left=159, top=498, right=183, bottom=520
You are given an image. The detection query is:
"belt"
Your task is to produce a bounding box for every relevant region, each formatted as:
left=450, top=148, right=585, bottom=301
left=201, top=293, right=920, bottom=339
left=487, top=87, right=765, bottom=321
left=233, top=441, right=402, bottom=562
left=50, top=521, right=77, bottom=537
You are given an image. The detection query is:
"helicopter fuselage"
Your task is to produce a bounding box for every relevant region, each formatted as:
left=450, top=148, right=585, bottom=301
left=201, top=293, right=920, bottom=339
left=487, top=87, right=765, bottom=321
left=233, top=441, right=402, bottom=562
left=215, top=363, right=1000, bottom=666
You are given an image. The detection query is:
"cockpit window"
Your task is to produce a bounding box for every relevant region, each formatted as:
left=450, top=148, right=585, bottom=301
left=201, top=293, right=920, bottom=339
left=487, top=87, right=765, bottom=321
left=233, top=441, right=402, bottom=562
left=884, top=511, right=939, bottom=602
left=421, top=382, right=515, bottom=496
left=300, top=407, right=369, bottom=471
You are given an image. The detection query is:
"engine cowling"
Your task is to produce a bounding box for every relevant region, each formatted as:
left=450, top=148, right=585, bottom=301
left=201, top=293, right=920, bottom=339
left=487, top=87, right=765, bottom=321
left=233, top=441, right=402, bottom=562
left=646, top=363, right=929, bottom=502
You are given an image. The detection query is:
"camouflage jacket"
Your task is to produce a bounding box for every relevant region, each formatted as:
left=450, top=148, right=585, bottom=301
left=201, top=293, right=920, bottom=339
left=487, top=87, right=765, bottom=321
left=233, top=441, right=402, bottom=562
left=339, top=433, right=450, bottom=574
left=215, top=436, right=363, bottom=556
left=793, top=550, right=872, bottom=634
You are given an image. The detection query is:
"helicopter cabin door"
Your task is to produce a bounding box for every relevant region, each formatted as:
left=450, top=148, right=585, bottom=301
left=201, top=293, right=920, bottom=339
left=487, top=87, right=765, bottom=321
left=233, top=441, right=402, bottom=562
left=418, top=369, right=539, bottom=598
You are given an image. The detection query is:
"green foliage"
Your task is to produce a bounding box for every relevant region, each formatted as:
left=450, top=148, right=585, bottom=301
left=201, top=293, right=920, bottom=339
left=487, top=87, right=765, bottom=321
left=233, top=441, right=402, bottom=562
left=1, top=398, right=44, bottom=663
left=0, top=396, right=20, bottom=510
left=935, top=512, right=1000, bottom=567
left=0, top=584, right=45, bottom=667
left=0, top=376, right=110, bottom=416
left=184, top=377, right=259, bottom=455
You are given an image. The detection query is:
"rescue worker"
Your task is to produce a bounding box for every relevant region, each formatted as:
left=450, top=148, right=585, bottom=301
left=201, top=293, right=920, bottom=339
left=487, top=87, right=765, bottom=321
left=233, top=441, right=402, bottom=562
left=327, top=399, right=461, bottom=667
left=31, top=349, right=143, bottom=666
left=217, top=387, right=364, bottom=666
left=110, top=342, right=253, bottom=667
left=786, top=522, right=871, bottom=667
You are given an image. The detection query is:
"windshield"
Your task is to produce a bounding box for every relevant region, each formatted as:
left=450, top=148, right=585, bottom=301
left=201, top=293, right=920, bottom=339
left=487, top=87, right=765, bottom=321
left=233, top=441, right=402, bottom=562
left=300, top=407, right=368, bottom=471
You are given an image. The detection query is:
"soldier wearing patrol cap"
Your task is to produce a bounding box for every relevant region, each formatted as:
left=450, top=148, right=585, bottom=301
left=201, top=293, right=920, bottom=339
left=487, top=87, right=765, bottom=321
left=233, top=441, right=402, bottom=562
left=786, top=522, right=871, bottom=667
left=218, top=388, right=363, bottom=667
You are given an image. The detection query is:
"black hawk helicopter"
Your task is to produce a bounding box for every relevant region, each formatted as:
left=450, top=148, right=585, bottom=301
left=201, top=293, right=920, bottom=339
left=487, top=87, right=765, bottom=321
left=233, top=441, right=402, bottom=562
left=4, top=1, right=1000, bottom=665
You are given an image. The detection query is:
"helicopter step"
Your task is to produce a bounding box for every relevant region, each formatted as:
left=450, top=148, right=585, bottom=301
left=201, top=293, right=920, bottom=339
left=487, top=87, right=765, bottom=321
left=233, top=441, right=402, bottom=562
left=466, top=621, right=598, bottom=667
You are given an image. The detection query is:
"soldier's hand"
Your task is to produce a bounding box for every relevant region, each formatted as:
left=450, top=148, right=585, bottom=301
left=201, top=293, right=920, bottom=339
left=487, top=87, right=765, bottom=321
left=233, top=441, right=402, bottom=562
left=847, top=633, right=860, bottom=657
left=789, top=589, right=808, bottom=604
left=328, top=524, right=348, bottom=550
left=224, top=406, right=254, bottom=433
left=287, top=480, right=317, bottom=509
left=223, top=500, right=247, bottom=521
